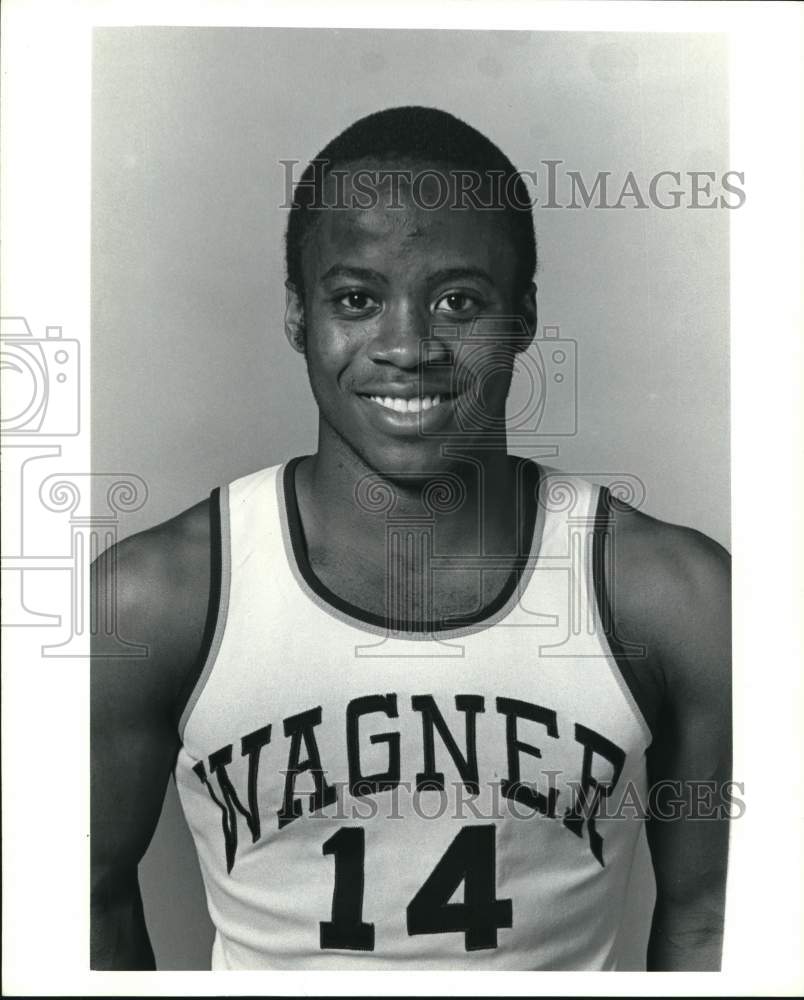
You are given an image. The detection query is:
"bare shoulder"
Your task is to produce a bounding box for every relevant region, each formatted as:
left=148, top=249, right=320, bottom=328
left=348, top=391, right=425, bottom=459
left=91, top=495, right=214, bottom=717
left=605, top=495, right=731, bottom=707
left=608, top=499, right=730, bottom=627
left=610, top=496, right=729, bottom=601
left=98, top=496, right=212, bottom=621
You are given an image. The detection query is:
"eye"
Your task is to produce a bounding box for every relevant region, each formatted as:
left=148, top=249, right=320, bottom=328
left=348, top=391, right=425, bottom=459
left=434, top=291, right=481, bottom=314
left=336, top=290, right=378, bottom=313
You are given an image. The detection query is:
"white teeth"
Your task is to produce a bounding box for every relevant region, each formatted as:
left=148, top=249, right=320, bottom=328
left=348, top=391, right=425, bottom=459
left=367, top=394, right=444, bottom=412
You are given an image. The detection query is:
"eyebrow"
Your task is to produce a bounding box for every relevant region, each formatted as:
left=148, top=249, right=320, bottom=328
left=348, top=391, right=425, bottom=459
left=320, top=265, right=388, bottom=285
left=427, top=267, right=496, bottom=286
left=319, top=265, right=496, bottom=286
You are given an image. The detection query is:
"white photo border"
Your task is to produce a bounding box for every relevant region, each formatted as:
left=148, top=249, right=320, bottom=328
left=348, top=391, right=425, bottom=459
left=1, top=0, right=801, bottom=995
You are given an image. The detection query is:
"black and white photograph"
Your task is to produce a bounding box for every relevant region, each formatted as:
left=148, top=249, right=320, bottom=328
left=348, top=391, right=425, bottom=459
left=1, top=1, right=802, bottom=995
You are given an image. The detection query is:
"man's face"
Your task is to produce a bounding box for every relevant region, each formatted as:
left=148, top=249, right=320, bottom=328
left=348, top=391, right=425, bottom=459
left=286, top=161, right=536, bottom=479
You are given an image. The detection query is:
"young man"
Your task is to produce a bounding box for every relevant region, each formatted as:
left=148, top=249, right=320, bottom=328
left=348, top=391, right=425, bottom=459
left=91, top=106, right=731, bottom=971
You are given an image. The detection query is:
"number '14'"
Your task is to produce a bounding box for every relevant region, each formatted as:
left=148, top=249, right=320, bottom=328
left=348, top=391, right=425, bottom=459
left=319, top=824, right=512, bottom=952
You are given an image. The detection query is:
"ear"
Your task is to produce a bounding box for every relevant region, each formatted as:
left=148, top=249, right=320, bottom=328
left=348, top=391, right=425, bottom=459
left=514, top=282, right=538, bottom=354
left=284, top=282, right=306, bottom=355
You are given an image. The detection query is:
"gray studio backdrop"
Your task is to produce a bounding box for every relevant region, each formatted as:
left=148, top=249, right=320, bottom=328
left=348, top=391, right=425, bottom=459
left=92, top=28, right=730, bottom=969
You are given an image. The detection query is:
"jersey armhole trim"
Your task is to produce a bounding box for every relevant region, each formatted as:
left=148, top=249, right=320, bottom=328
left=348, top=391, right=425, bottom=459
left=176, top=485, right=231, bottom=740
left=591, top=485, right=657, bottom=747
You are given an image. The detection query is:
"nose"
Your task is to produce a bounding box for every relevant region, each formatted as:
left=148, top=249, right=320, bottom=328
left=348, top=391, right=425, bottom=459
left=367, top=300, right=452, bottom=369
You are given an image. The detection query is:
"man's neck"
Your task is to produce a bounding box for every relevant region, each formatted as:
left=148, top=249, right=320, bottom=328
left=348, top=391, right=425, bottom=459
left=294, top=440, right=528, bottom=566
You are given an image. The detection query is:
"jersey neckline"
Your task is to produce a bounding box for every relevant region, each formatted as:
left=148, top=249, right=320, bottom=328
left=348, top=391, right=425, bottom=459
left=278, top=454, right=546, bottom=638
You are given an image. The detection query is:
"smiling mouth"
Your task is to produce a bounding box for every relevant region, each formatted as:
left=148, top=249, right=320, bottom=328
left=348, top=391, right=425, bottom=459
left=364, top=393, right=448, bottom=414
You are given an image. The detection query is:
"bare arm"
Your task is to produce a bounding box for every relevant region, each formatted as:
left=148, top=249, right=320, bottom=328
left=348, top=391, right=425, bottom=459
left=612, top=511, right=731, bottom=971
left=645, top=531, right=731, bottom=970
left=90, top=502, right=210, bottom=969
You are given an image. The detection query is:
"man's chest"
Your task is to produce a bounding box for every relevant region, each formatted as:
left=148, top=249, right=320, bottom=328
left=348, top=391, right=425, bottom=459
left=177, top=646, right=650, bottom=970
left=309, top=545, right=519, bottom=624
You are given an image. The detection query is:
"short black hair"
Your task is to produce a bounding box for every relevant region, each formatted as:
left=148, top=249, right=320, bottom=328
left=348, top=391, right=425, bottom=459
left=285, top=105, right=537, bottom=297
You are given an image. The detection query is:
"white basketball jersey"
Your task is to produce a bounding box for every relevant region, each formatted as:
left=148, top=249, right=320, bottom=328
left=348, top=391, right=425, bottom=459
left=173, top=458, right=653, bottom=970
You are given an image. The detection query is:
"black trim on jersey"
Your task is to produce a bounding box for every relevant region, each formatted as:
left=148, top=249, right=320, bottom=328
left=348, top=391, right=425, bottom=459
left=173, top=487, right=223, bottom=731
left=283, top=456, right=540, bottom=634
left=592, top=486, right=657, bottom=744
